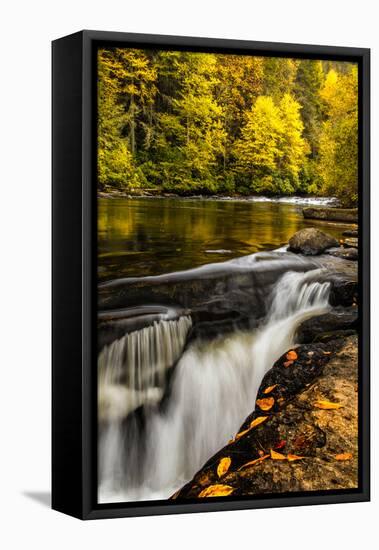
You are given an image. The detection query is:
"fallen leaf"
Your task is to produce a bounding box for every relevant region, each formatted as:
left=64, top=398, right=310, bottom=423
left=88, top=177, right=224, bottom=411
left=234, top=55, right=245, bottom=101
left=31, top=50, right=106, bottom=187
left=234, top=416, right=268, bottom=440
left=274, top=440, right=286, bottom=450
left=270, top=449, right=286, bottom=460
left=314, top=400, right=343, bottom=410
left=250, top=416, right=269, bottom=429
left=198, top=484, right=235, bottom=498
left=258, top=450, right=265, bottom=457
left=263, top=384, right=278, bottom=394
left=286, top=350, right=298, bottom=361
left=335, top=452, right=353, bottom=461
left=217, top=457, right=231, bottom=478
left=287, top=454, right=305, bottom=462
left=238, top=454, right=270, bottom=471
left=323, top=351, right=332, bottom=355
left=256, top=397, right=275, bottom=411
left=307, top=351, right=315, bottom=356
left=283, top=360, right=294, bottom=368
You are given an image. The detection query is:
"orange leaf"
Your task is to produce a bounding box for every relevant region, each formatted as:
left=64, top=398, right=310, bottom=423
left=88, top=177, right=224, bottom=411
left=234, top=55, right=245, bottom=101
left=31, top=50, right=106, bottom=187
left=256, top=397, right=275, bottom=411
left=238, top=454, right=270, bottom=471
left=217, top=457, right=231, bottom=478
left=283, top=360, right=293, bottom=368
left=286, top=350, right=298, bottom=361
left=263, top=384, right=278, bottom=394
left=270, top=449, right=286, bottom=460
left=234, top=416, right=268, bottom=440
left=314, top=400, right=343, bottom=410
left=335, top=452, right=353, bottom=461
left=250, top=416, right=269, bottom=429
left=287, top=453, right=305, bottom=462
left=198, top=484, right=235, bottom=498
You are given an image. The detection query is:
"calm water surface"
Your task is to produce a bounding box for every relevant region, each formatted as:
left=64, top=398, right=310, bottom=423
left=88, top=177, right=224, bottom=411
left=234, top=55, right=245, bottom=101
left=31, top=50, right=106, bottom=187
left=98, top=197, right=350, bottom=281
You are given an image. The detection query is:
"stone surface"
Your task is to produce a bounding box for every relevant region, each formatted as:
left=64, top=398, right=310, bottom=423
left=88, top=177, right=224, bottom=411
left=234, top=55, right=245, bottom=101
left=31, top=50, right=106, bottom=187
left=326, top=247, right=358, bottom=261
left=303, top=207, right=358, bottom=223
left=296, top=307, right=358, bottom=344
left=173, top=336, right=358, bottom=499
left=288, top=228, right=338, bottom=255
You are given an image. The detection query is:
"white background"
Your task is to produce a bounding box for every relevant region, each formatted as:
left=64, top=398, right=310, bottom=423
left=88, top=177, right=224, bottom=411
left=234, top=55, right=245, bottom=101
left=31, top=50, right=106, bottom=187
left=0, top=0, right=377, bottom=548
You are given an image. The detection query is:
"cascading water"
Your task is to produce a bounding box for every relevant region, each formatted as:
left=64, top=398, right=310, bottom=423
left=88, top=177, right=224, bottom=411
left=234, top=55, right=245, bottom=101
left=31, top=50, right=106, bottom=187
left=98, top=268, right=331, bottom=503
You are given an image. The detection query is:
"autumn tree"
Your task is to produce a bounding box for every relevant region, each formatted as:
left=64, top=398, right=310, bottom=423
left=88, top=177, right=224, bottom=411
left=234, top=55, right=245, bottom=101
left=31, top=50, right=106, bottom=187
left=318, top=66, right=358, bottom=205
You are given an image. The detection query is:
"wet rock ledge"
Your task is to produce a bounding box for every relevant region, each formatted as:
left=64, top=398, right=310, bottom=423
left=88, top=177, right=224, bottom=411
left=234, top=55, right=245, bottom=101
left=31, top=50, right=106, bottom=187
left=172, top=335, right=358, bottom=499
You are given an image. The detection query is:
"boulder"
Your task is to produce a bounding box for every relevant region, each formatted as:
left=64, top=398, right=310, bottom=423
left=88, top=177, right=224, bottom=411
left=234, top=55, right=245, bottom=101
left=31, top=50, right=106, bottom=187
left=288, top=228, right=338, bottom=255
left=303, top=207, right=358, bottom=223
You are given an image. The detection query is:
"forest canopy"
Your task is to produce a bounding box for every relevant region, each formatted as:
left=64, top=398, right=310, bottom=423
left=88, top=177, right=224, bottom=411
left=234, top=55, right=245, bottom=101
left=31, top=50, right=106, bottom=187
left=97, top=48, right=358, bottom=206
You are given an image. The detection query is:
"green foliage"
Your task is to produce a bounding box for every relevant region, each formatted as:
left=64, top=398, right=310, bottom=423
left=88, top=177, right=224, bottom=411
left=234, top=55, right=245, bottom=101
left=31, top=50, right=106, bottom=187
left=97, top=48, right=358, bottom=206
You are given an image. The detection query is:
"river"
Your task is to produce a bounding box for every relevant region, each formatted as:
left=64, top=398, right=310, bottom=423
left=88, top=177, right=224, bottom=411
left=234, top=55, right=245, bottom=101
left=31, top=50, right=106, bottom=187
left=98, top=196, right=347, bottom=281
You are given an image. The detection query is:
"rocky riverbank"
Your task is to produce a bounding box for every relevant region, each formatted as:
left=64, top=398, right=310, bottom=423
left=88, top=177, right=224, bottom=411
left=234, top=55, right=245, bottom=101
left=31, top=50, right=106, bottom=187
left=172, top=334, right=358, bottom=499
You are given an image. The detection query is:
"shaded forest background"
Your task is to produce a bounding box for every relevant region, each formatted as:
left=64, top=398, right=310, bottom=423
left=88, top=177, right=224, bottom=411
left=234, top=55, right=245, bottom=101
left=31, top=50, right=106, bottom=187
left=98, top=49, right=358, bottom=206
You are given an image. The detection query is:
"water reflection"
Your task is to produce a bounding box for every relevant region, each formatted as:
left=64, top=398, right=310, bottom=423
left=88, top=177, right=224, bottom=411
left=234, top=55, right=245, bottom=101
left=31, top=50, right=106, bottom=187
left=98, top=198, right=348, bottom=281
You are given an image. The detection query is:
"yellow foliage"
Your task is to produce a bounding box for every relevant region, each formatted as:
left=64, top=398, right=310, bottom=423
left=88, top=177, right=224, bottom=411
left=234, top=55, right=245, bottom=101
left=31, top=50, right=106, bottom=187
left=217, top=457, right=232, bottom=478
left=335, top=453, right=353, bottom=461
left=270, top=449, right=287, bottom=460
left=234, top=416, right=268, bottom=440
left=314, top=400, right=343, bottom=410
left=198, top=484, right=235, bottom=498
left=263, top=384, right=278, bottom=394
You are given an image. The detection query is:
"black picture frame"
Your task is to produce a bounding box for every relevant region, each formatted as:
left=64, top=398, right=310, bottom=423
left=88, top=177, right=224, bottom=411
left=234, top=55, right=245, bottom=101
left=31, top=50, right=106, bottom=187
left=52, top=30, right=370, bottom=520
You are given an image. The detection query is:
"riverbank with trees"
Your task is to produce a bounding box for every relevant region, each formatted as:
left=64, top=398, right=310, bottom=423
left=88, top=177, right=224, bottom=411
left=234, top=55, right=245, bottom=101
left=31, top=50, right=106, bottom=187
left=98, top=49, right=358, bottom=206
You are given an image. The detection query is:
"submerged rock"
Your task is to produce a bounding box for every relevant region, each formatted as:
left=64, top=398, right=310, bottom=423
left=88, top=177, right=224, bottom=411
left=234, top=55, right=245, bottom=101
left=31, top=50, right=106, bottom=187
left=288, top=228, right=338, bottom=255
left=172, top=336, right=358, bottom=498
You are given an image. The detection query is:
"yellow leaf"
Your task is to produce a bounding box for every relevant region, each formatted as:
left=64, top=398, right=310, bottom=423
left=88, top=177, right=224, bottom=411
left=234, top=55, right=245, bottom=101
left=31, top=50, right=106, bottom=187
left=335, top=452, right=353, bottom=461
left=250, top=416, right=269, bottom=429
left=263, top=384, right=278, bottom=394
left=198, top=484, right=235, bottom=498
left=286, top=350, right=298, bottom=361
left=217, top=457, right=231, bottom=478
left=314, top=400, right=343, bottom=410
left=256, top=397, right=275, bottom=411
left=238, top=454, right=270, bottom=471
left=287, top=454, right=305, bottom=462
left=270, top=449, right=286, bottom=460
left=234, top=416, right=268, bottom=440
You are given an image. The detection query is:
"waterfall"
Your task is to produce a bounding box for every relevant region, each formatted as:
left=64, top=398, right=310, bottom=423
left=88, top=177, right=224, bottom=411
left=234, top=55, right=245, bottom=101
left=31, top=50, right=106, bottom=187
left=98, top=269, right=330, bottom=503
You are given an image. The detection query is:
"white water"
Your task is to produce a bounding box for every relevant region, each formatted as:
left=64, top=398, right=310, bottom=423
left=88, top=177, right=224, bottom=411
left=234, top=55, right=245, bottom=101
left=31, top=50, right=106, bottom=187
left=98, top=269, right=330, bottom=503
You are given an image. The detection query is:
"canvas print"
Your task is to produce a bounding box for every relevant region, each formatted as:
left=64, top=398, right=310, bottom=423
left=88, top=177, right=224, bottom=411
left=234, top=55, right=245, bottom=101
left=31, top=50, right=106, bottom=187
left=97, top=47, right=359, bottom=504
